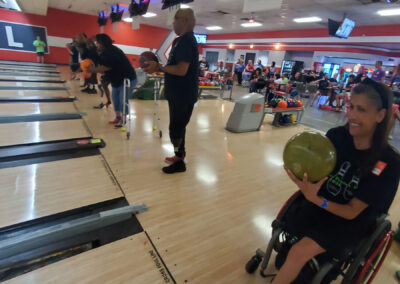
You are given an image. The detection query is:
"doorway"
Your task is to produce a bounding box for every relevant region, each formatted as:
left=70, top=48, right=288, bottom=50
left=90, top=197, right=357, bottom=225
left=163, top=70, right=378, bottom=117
left=206, top=51, right=219, bottom=72
left=245, top=52, right=256, bottom=65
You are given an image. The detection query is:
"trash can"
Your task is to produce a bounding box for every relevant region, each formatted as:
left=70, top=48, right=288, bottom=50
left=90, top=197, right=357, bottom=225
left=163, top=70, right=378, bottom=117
left=226, top=93, right=265, bottom=133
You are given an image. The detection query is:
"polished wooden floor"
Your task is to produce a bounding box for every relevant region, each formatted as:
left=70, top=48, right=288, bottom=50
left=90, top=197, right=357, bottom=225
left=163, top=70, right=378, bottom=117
left=3, top=66, right=400, bottom=283
left=0, top=75, right=62, bottom=81
left=0, top=81, right=65, bottom=87
left=0, top=89, right=72, bottom=97
left=0, top=156, right=123, bottom=229
left=6, top=232, right=171, bottom=284
left=0, top=102, right=76, bottom=115
left=0, top=119, right=90, bottom=147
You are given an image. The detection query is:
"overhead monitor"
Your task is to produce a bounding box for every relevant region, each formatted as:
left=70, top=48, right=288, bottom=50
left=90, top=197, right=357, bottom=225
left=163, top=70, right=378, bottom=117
left=194, top=34, right=207, bottom=44
left=335, top=18, right=355, bottom=39
left=328, top=18, right=355, bottom=39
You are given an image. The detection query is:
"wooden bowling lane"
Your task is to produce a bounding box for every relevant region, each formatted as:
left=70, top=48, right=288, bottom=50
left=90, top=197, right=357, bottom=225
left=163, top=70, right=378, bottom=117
left=5, top=232, right=173, bottom=284
left=0, top=75, right=64, bottom=81
left=0, top=66, right=59, bottom=73
left=0, top=103, right=76, bottom=116
left=0, top=82, right=66, bottom=87
left=0, top=89, right=69, bottom=98
left=0, top=119, right=90, bottom=147
left=0, top=60, right=56, bottom=68
left=0, top=156, right=123, bottom=229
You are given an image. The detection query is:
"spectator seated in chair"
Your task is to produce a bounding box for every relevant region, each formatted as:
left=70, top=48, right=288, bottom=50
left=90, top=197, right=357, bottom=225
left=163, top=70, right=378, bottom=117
left=249, top=68, right=267, bottom=93
left=274, top=72, right=289, bottom=92
left=332, top=74, right=356, bottom=109
left=310, top=73, right=330, bottom=107
left=242, top=60, right=255, bottom=82
left=288, top=71, right=306, bottom=98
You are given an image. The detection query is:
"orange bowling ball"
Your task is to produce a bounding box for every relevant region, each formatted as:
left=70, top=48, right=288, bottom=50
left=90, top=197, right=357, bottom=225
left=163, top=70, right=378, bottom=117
left=80, top=59, right=93, bottom=72
left=277, top=100, right=288, bottom=108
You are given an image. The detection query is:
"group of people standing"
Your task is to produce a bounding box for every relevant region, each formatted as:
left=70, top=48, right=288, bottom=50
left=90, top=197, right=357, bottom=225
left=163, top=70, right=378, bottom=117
left=66, top=33, right=137, bottom=128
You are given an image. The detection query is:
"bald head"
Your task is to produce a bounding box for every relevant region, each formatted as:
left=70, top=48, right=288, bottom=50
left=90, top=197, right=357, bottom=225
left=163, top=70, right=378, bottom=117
left=173, top=8, right=196, bottom=36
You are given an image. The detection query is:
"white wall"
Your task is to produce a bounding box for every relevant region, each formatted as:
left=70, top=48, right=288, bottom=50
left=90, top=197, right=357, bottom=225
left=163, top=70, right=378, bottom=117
left=267, top=50, right=288, bottom=67
left=204, top=48, right=227, bottom=63
left=313, top=51, right=391, bottom=64
left=257, top=50, right=269, bottom=66
left=202, top=48, right=269, bottom=65
left=287, top=51, right=314, bottom=70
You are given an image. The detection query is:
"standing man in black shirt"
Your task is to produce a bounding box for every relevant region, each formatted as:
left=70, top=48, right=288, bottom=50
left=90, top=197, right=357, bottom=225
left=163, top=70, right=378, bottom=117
left=143, top=8, right=198, bottom=174
left=199, top=57, right=209, bottom=77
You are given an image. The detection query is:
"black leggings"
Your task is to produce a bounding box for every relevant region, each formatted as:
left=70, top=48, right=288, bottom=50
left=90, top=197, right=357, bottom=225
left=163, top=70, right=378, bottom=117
left=236, top=72, right=243, bottom=84
left=168, top=101, right=194, bottom=158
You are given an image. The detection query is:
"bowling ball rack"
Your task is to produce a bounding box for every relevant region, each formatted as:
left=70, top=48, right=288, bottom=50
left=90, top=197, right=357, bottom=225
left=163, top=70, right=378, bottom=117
left=264, top=106, right=304, bottom=127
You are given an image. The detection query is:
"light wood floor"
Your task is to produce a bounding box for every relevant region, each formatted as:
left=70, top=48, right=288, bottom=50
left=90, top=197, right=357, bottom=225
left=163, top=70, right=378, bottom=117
left=5, top=66, right=400, bottom=284
left=0, top=75, right=62, bottom=81
left=0, top=102, right=76, bottom=116
left=4, top=232, right=170, bottom=284
left=0, top=119, right=90, bottom=147
left=0, top=82, right=66, bottom=87
left=0, top=89, right=71, bottom=97
left=0, top=67, right=59, bottom=73
left=0, top=155, right=123, bottom=229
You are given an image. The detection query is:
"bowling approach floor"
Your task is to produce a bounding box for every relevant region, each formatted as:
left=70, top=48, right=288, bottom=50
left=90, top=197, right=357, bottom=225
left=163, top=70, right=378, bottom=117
left=3, top=65, right=400, bottom=283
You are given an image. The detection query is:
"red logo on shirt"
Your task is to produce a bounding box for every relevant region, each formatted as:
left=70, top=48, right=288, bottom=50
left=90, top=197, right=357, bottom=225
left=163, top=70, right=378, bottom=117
left=372, top=161, right=387, bottom=176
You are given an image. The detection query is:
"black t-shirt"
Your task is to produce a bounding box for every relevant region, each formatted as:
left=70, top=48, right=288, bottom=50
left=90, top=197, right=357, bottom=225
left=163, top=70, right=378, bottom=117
left=345, top=81, right=354, bottom=90
left=70, top=46, right=79, bottom=64
left=99, top=45, right=136, bottom=87
left=199, top=61, right=209, bottom=69
left=318, top=79, right=329, bottom=90
left=165, top=32, right=199, bottom=105
left=319, top=126, right=400, bottom=223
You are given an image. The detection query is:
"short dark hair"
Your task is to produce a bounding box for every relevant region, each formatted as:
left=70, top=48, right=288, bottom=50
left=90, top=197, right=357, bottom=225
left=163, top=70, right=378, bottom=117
left=95, top=33, right=113, bottom=48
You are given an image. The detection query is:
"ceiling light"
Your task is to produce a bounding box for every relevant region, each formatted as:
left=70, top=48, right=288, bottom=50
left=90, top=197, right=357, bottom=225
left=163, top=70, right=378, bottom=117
left=250, top=44, right=254, bottom=49
left=241, top=22, right=262, bottom=28
left=275, top=43, right=281, bottom=49
left=180, top=4, right=190, bottom=8
left=143, top=12, right=157, bottom=18
left=377, top=8, right=400, bottom=16
left=123, top=17, right=133, bottom=22
left=229, top=43, right=234, bottom=49
left=293, top=17, right=322, bottom=23
left=206, top=26, right=222, bottom=30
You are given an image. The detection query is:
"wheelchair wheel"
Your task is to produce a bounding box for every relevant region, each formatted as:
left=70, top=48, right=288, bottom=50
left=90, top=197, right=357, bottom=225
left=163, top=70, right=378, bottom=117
left=352, top=230, right=394, bottom=284
left=246, top=255, right=262, bottom=274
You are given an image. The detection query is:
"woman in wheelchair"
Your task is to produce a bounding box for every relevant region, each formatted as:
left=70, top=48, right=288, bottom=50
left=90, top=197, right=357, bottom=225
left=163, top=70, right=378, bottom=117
left=272, top=78, right=400, bottom=284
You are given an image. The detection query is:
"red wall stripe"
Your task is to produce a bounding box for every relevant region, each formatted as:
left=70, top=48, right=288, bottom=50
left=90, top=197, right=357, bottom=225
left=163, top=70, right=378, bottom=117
left=207, top=24, right=400, bottom=40
left=206, top=45, right=400, bottom=58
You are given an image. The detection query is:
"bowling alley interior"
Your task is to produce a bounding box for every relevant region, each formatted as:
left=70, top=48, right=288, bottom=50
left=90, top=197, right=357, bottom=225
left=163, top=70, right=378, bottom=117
left=1, top=0, right=400, bottom=283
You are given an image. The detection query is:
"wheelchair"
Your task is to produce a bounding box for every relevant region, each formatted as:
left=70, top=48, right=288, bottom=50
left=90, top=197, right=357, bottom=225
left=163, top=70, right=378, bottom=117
left=245, top=191, right=394, bottom=284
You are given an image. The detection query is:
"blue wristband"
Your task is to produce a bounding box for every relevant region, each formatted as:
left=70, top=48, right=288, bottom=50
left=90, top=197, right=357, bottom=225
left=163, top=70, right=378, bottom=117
left=320, top=199, right=328, bottom=208
left=161, top=65, right=165, bottom=72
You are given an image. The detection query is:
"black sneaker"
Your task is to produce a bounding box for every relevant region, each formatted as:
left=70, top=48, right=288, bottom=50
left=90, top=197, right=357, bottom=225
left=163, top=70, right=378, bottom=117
left=81, top=87, right=91, bottom=93
left=162, top=160, right=186, bottom=174
left=87, top=88, right=97, bottom=94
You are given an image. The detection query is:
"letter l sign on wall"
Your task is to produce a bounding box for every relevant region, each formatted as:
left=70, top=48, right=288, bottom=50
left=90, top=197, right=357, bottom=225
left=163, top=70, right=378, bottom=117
left=5, top=26, right=23, bottom=48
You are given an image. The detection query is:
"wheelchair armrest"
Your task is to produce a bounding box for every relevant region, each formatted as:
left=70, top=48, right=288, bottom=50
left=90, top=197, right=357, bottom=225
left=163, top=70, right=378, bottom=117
left=276, top=190, right=303, bottom=221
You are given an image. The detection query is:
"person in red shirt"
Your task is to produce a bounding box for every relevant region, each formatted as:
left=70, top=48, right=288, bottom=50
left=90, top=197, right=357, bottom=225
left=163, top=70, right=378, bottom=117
left=244, top=60, right=254, bottom=73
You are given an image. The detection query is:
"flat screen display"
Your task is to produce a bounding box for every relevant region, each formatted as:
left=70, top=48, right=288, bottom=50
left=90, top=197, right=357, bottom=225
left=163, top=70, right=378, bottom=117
left=335, top=18, right=355, bottom=39
left=194, top=34, right=207, bottom=44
